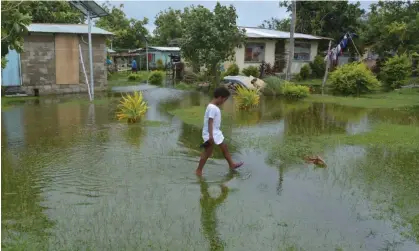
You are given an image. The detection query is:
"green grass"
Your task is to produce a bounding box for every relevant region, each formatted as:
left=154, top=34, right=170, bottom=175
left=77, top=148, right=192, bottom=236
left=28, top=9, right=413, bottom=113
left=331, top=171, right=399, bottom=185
left=167, top=106, right=233, bottom=128
left=263, top=122, right=419, bottom=165
left=293, top=78, right=325, bottom=86
left=1, top=96, right=40, bottom=109
left=306, top=88, right=419, bottom=108
left=107, top=71, right=150, bottom=87
left=174, top=82, right=196, bottom=91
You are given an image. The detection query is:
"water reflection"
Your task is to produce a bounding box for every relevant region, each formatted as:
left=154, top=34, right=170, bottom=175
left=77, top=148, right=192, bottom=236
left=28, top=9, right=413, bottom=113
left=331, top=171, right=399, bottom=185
left=199, top=173, right=235, bottom=251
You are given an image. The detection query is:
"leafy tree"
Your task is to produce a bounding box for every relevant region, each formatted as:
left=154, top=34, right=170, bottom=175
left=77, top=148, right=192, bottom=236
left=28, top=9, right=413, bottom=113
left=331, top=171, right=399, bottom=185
left=153, top=8, right=183, bottom=46
left=1, top=1, right=31, bottom=68
left=380, top=54, right=412, bottom=90
left=259, top=17, right=291, bottom=31
left=360, top=1, right=419, bottom=57
left=95, top=3, right=150, bottom=50
left=21, top=0, right=84, bottom=24
left=263, top=1, right=365, bottom=52
left=180, top=3, right=246, bottom=85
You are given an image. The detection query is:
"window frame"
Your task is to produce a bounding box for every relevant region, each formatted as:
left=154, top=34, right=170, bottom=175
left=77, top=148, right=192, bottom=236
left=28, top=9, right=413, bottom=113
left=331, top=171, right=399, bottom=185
left=244, top=43, right=266, bottom=63
left=293, top=41, right=312, bottom=61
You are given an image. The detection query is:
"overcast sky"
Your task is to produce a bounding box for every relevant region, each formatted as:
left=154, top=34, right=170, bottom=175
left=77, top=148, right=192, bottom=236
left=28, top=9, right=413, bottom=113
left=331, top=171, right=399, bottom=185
left=98, top=1, right=376, bottom=33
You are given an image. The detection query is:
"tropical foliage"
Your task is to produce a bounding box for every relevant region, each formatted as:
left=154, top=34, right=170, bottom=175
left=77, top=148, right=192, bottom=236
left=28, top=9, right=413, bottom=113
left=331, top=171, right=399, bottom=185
left=153, top=8, right=183, bottom=46
left=148, top=71, right=165, bottom=86
left=309, top=55, right=326, bottom=78
left=180, top=3, right=246, bottom=84
left=299, top=64, right=311, bottom=80
left=380, top=54, right=412, bottom=90
left=233, top=86, right=260, bottom=110
left=329, top=62, right=380, bottom=96
left=116, top=91, right=149, bottom=123
left=242, top=66, right=259, bottom=77
left=96, top=3, right=150, bottom=50
left=282, top=82, right=310, bottom=99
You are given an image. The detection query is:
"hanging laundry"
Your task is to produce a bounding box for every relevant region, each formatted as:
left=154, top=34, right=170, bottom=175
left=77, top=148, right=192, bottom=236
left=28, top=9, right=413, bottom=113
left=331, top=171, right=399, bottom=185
left=337, top=44, right=342, bottom=55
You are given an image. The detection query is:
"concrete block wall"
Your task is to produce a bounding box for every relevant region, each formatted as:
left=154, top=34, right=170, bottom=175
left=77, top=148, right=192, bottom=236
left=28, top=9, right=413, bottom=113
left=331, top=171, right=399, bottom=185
left=20, top=33, right=107, bottom=96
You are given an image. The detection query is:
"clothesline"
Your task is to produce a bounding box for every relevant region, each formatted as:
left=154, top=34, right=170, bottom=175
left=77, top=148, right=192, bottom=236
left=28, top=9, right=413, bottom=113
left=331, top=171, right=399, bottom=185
left=325, top=32, right=362, bottom=64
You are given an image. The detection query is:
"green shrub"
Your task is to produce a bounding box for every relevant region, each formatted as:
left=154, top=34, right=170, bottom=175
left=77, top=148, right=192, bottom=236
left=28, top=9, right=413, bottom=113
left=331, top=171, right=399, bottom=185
left=380, top=54, right=412, bottom=90
left=282, top=82, right=310, bottom=99
left=310, top=55, right=326, bottom=78
left=224, top=63, right=239, bottom=76
left=329, top=62, right=380, bottom=96
left=128, top=72, right=149, bottom=82
left=299, top=64, right=311, bottom=80
left=128, top=74, right=139, bottom=81
left=242, top=65, right=259, bottom=77
left=148, top=71, right=165, bottom=86
left=233, top=86, right=260, bottom=110
left=175, top=82, right=194, bottom=90
left=156, top=59, right=165, bottom=71
left=262, top=76, right=284, bottom=96
left=107, top=72, right=112, bottom=80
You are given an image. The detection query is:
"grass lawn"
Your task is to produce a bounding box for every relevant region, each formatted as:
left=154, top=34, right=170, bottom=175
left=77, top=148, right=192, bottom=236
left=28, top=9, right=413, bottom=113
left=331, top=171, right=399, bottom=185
left=107, top=71, right=150, bottom=87
left=293, top=78, right=325, bottom=86
left=306, top=88, right=419, bottom=109
left=1, top=96, right=40, bottom=109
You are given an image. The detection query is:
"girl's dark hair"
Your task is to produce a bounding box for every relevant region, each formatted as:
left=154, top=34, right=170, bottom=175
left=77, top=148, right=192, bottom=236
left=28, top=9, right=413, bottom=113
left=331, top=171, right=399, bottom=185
left=213, top=86, right=231, bottom=98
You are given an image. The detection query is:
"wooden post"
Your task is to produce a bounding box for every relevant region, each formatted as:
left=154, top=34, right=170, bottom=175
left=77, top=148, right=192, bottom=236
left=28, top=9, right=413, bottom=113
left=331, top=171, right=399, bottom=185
left=322, top=40, right=332, bottom=95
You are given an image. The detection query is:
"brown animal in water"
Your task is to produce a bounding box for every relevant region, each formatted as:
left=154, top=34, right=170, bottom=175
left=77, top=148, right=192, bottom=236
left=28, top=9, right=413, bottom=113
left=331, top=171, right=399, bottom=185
left=304, top=155, right=327, bottom=167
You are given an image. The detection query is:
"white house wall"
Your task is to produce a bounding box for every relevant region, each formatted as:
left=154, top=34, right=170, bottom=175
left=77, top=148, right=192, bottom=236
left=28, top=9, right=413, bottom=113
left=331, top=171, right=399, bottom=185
left=224, top=38, right=319, bottom=75
left=284, top=40, right=318, bottom=74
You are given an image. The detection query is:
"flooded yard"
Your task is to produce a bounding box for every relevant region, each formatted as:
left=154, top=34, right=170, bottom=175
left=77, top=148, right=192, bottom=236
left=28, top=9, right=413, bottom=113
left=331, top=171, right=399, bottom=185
left=2, top=86, right=419, bottom=251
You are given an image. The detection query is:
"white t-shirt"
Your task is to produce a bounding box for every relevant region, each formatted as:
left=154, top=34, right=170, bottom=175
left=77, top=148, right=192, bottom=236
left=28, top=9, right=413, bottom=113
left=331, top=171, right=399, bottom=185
left=202, top=104, right=224, bottom=145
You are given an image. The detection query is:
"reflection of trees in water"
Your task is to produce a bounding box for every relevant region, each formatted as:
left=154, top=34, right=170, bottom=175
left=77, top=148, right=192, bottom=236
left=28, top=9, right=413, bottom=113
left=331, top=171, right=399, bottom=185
left=178, top=122, right=238, bottom=159
left=354, top=147, right=419, bottom=242
left=284, top=103, right=347, bottom=136
left=199, top=173, right=235, bottom=251
left=325, top=104, right=369, bottom=123
left=1, top=151, right=55, bottom=250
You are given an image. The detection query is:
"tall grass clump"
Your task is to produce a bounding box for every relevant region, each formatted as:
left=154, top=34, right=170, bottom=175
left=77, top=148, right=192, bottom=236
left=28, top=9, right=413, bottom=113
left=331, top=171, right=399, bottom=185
left=233, top=86, right=260, bottom=110
left=329, top=62, right=380, bottom=96
left=116, top=91, right=148, bottom=123
left=262, top=76, right=283, bottom=96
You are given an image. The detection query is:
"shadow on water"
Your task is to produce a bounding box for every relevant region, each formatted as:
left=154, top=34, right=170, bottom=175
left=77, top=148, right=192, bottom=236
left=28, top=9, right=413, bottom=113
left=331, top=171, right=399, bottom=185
left=1, top=87, right=419, bottom=250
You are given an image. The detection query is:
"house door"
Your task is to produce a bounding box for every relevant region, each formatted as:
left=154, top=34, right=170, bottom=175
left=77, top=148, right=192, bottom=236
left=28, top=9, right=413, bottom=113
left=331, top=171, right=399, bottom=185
left=1, top=49, right=21, bottom=86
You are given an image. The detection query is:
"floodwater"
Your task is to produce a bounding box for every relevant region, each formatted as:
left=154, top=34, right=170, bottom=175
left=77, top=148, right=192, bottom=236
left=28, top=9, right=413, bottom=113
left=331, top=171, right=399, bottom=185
left=2, top=86, right=419, bottom=251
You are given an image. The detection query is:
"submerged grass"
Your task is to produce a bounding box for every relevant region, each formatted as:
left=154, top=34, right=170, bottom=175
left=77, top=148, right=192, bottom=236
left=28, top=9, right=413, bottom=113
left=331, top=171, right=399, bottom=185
left=1, top=96, right=40, bottom=109
left=263, top=122, right=419, bottom=165
left=306, top=88, right=419, bottom=108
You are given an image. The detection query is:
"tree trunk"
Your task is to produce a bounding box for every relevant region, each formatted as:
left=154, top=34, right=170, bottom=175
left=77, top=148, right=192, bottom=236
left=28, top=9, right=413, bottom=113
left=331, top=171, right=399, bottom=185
left=211, top=63, right=220, bottom=87
left=286, top=0, right=296, bottom=81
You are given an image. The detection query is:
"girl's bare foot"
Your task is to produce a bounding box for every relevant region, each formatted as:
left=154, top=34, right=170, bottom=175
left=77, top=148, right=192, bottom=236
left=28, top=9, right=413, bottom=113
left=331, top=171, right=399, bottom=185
left=196, top=169, right=203, bottom=176
left=230, top=161, right=244, bottom=170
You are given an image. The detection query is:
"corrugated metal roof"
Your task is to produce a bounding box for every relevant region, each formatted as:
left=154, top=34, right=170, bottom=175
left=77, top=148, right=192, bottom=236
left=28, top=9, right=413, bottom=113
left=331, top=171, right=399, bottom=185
left=27, top=23, right=113, bottom=35
left=149, top=46, right=181, bottom=52
left=241, top=27, right=331, bottom=40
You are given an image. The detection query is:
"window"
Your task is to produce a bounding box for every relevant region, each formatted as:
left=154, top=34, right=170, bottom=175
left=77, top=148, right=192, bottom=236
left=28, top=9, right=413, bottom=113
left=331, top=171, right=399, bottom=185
left=244, top=43, right=265, bottom=63
left=294, top=42, right=311, bottom=61
left=148, top=53, right=156, bottom=63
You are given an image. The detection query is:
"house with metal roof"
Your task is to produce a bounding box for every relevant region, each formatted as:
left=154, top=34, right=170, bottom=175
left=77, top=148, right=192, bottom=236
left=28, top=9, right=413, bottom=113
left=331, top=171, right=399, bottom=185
left=132, top=46, right=181, bottom=70
left=2, top=23, right=113, bottom=95
left=224, top=27, right=332, bottom=75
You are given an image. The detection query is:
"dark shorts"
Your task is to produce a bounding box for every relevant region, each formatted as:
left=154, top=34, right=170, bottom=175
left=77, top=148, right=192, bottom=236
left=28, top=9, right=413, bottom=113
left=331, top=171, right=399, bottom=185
left=132, top=68, right=137, bottom=72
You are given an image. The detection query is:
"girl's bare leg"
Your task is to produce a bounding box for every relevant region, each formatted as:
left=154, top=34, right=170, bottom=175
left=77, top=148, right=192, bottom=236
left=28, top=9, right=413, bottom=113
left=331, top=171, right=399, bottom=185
left=196, top=144, right=214, bottom=176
